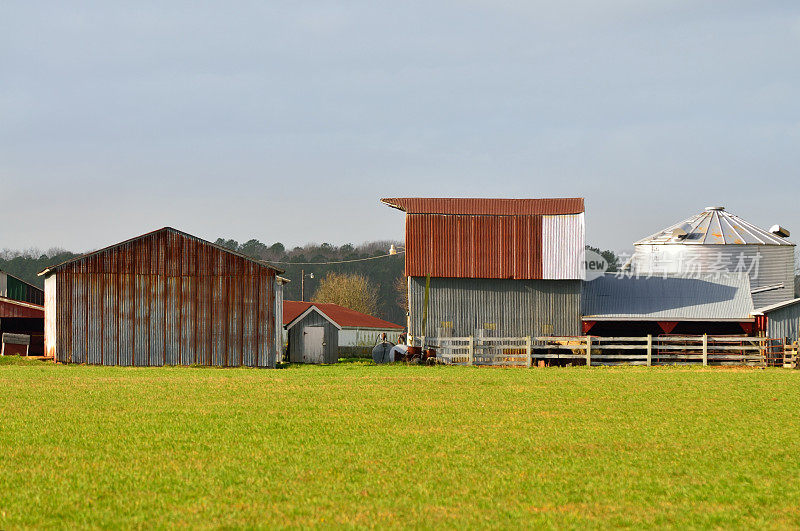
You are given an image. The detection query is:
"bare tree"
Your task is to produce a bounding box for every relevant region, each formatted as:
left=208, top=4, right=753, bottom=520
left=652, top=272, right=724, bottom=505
left=394, top=276, right=408, bottom=312
left=312, top=272, right=379, bottom=315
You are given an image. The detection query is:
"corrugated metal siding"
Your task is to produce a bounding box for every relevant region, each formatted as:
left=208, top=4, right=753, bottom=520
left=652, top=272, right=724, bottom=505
left=582, top=273, right=754, bottom=320
left=406, top=214, right=555, bottom=279
left=382, top=197, right=585, bottom=215
left=631, top=244, right=794, bottom=307
left=766, top=302, right=800, bottom=343
left=409, top=277, right=581, bottom=337
left=48, top=228, right=277, bottom=367
left=287, top=310, right=339, bottom=364
left=542, top=213, right=585, bottom=279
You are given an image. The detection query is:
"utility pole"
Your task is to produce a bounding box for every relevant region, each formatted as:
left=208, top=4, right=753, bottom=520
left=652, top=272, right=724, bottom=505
left=300, top=270, right=314, bottom=301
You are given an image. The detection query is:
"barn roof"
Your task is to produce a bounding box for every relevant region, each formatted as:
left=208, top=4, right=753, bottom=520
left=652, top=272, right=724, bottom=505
left=283, top=301, right=403, bottom=330
left=581, top=273, right=754, bottom=322
left=381, top=197, right=584, bottom=216
left=38, top=227, right=283, bottom=276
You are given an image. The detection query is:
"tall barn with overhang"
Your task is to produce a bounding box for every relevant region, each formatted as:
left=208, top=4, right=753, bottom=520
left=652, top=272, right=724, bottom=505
left=283, top=300, right=404, bottom=363
left=381, top=197, right=585, bottom=338
left=39, top=227, right=283, bottom=367
left=630, top=206, right=795, bottom=308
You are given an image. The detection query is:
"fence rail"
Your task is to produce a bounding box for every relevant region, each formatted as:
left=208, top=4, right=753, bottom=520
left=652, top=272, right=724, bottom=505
left=413, top=335, right=787, bottom=367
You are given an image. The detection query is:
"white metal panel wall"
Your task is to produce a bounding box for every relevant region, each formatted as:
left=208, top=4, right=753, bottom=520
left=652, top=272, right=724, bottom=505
left=542, top=213, right=585, bottom=280
left=631, top=244, right=795, bottom=307
left=0, top=272, right=6, bottom=298
left=274, top=279, right=284, bottom=362
left=44, top=275, right=57, bottom=359
left=338, top=328, right=402, bottom=348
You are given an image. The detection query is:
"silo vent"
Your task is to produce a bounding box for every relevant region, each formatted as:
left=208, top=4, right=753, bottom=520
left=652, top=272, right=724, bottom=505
left=671, top=222, right=693, bottom=239
left=770, top=225, right=790, bottom=238
left=704, top=206, right=725, bottom=211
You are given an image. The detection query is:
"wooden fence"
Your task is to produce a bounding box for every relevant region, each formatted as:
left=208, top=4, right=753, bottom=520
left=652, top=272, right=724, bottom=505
left=413, top=335, right=789, bottom=367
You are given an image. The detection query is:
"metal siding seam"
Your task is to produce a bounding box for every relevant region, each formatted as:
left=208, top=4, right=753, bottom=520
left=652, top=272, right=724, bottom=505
left=228, top=268, right=242, bottom=367
left=242, top=269, right=254, bottom=367
left=256, top=272, right=266, bottom=366
left=267, top=270, right=276, bottom=367
left=70, top=273, right=85, bottom=364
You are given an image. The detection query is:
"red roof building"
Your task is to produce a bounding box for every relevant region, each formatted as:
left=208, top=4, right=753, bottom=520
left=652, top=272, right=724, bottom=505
left=283, top=301, right=403, bottom=364
left=283, top=301, right=402, bottom=330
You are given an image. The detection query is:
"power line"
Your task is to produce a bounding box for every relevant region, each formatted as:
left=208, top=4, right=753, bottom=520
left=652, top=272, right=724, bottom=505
left=267, top=250, right=405, bottom=266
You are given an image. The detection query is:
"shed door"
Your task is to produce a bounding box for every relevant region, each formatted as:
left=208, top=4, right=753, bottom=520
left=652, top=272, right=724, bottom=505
left=303, top=326, right=325, bottom=364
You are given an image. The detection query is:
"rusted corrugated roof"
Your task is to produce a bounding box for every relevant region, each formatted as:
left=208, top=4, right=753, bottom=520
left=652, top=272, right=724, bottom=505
left=381, top=197, right=584, bottom=215
left=38, top=227, right=283, bottom=277
left=284, top=301, right=403, bottom=329
left=0, top=297, right=44, bottom=319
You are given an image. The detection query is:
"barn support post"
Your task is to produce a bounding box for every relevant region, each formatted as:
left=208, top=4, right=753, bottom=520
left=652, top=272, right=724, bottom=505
left=585, top=336, right=592, bottom=367
left=702, top=334, right=708, bottom=366
left=525, top=336, right=532, bottom=368
left=468, top=335, right=474, bottom=366
left=646, top=334, right=652, bottom=366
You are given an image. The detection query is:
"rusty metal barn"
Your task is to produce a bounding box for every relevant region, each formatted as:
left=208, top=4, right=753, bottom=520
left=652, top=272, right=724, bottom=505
left=39, top=227, right=283, bottom=367
left=381, top=197, right=585, bottom=339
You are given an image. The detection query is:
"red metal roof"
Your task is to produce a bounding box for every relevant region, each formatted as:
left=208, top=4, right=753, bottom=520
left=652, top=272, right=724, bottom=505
left=381, top=197, right=585, bottom=280
left=0, top=297, right=44, bottom=319
left=283, top=301, right=403, bottom=329
left=381, top=197, right=584, bottom=216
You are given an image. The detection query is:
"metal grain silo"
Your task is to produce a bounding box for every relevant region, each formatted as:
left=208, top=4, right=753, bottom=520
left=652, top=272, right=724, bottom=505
left=630, top=207, right=795, bottom=308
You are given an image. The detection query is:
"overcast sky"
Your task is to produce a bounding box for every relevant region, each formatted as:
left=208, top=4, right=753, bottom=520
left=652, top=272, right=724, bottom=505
left=2, top=1, right=799, bottom=254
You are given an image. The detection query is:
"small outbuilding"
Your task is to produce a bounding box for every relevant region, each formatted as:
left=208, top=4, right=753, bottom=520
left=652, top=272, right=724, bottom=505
left=283, top=301, right=403, bottom=363
left=753, top=298, right=800, bottom=344
left=39, top=227, right=284, bottom=367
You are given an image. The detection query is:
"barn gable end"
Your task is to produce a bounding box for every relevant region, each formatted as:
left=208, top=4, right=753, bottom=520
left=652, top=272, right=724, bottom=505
left=40, top=227, right=281, bottom=367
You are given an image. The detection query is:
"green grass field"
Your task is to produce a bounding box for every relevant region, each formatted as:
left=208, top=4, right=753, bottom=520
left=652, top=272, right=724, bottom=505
left=2, top=356, right=800, bottom=529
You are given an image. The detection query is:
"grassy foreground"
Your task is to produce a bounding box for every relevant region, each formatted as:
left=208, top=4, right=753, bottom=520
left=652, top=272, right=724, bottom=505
left=1, top=357, right=800, bottom=529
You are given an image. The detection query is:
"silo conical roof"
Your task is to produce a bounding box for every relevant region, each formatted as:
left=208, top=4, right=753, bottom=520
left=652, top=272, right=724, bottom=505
left=635, top=207, right=795, bottom=246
